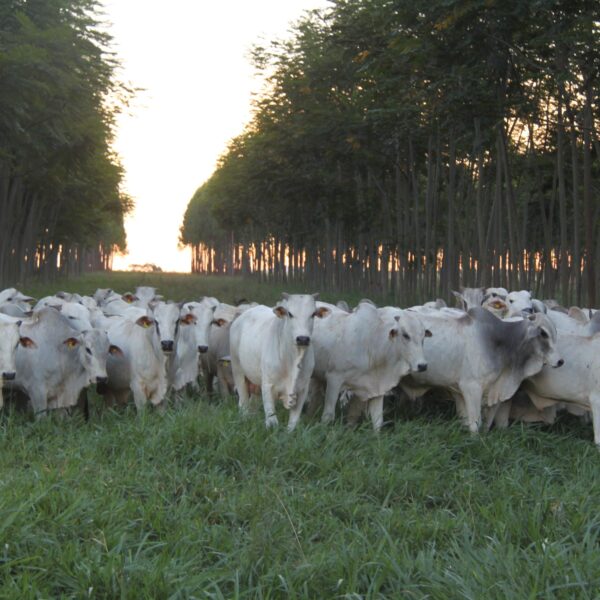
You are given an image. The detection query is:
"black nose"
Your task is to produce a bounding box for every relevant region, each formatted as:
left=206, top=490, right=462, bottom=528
left=161, top=340, right=174, bottom=352
left=417, top=363, right=428, bottom=372
left=296, top=336, right=310, bottom=346
left=2, top=371, right=15, bottom=381
left=96, top=376, right=108, bottom=384
left=557, top=359, right=564, bottom=367
left=198, top=345, right=208, bottom=354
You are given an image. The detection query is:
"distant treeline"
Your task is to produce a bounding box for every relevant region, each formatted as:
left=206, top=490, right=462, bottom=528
left=181, top=0, right=600, bottom=306
left=0, top=0, right=131, bottom=286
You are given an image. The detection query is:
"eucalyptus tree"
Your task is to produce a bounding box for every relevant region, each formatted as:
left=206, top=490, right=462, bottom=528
left=0, top=0, right=130, bottom=285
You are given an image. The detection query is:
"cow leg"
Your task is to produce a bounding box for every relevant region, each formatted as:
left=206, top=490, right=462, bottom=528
left=493, top=400, right=511, bottom=429
left=233, top=375, right=251, bottom=415
left=304, top=378, right=324, bottom=419
left=76, top=388, right=90, bottom=421
left=321, top=375, right=343, bottom=424
left=459, top=382, right=483, bottom=433
left=590, top=393, right=600, bottom=447
left=368, top=395, right=385, bottom=431
left=261, top=383, right=278, bottom=428
left=483, top=403, right=499, bottom=431
left=216, top=363, right=232, bottom=399
left=287, top=385, right=309, bottom=432
left=130, top=381, right=148, bottom=413
left=346, top=395, right=364, bottom=426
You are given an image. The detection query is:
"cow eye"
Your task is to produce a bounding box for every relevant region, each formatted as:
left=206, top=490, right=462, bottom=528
left=540, top=329, right=549, bottom=339
left=402, top=333, right=410, bottom=341
left=509, top=299, right=514, bottom=303
left=288, top=312, right=294, bottom=319
left=86, top=348, right=92, bottom=355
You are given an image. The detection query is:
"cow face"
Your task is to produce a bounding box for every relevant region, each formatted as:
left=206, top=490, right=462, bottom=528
left=0, top=321, right=21, bottom=381
left=184, top=297, right=219, bottom=353
left=481, top=288, right=509, bottom=318
left=507, top=290, right=534, bottom=318
left=525, top=314, right=563, bottom=373
left=273, top=293, right=329, bottom=347
left=152, top=302, right=181, bottom=354
left=386, top=310, right=431, bottom=373
left=79, top=329, right=114, bottom=385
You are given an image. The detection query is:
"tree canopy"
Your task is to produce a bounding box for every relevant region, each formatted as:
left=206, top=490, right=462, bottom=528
left=181, top=0, right=600, bottom=306
left=0, top=0, right=132, bottom=284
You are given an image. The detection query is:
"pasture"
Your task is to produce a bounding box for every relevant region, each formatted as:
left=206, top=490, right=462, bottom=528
left=2, top=272, right=599, bottom=598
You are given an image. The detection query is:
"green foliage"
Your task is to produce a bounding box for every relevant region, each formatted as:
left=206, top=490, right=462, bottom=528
left=181, top=0, right=600, bottom=304
left=0, top=0, right=132, bottom=284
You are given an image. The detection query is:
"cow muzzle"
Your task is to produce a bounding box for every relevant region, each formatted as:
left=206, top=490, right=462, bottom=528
left=197, top=345, right=208, bottom=354
left=96, top=376, right=108, bottom=384
left=296, top=336, right=310, bottom=347
left=417, top=363, right=428, bottom=372
left=2, top=371, right=16, bottom=381
left=161, top=340, right=174, bottom=353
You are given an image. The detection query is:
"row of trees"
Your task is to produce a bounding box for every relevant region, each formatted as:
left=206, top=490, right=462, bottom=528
left=181, top=0, right=600, bottom=306
left=0, top=0, right=130, bottom=287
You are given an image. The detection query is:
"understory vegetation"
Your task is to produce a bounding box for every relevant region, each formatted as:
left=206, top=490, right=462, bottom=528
left=2, top=272, right=600, bottom=598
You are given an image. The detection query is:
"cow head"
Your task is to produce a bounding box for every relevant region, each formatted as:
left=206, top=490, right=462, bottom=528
left=0, top=321, right=21, bottom=382
left=273, top=293, right=329, bottom=347
left=183, top=297, right=219, bottom=353
left=78, top=329, right=118, bottom=385
left=523, top=313, right=563, bottom=375
left=385, top=309, right=431, bottom=374
left=152, top=302, right=181, bottom=354
left=506, top=290, right=534, bottom=318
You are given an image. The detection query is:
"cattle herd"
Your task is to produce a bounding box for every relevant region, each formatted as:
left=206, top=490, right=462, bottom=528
left=0, top=284, right=598, bottom=445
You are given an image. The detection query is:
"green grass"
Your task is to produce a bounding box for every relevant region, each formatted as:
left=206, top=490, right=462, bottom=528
left=1, top=399, right=599, bottom=598
left=2, top=272, right=600, bottom=598
left=18, top=271, right=393, bottom=308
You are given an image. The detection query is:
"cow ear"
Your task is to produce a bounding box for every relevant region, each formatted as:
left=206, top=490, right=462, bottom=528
left=136, top=316, right=154, bottom=328
left=313, top=306, right=330, bottom=319
left=273, top=306, right=288, bottom=318
left=389, top=328, right=398, bottom=339
left=425, top=329, right=433, bottom=338
left=19, top=336, right=37, bottom=348
left=179, top=313, right=196, bottom=325
left=63, top=337, right=80, bottom=349
left=451, top=290, right=466, bottom=309
left=109, top=344, right=123, bottom=357
left=212, top=318, right=228, bottom=327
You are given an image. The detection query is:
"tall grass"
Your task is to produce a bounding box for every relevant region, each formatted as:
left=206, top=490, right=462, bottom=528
left=2, top=272, right=598, bottom=597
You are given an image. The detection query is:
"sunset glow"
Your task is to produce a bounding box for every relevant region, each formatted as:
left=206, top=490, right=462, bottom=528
left=104, top=0, right=330, bottom=273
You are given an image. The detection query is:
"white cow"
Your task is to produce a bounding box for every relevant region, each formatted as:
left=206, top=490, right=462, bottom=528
left=200, top=301, right=255, bottom=397
left=230, top=293, right=329, bottom=430
left=523, top=333, right=600, bottom=445
left=104, top=313, right=167, bottom=411
left=310, top=301, right=431, bottom=430
left=0, top=320, right=25, bottom=409
left=14, top=308, right=113, bottom=416
left=401, top=308, right=563, bottom=432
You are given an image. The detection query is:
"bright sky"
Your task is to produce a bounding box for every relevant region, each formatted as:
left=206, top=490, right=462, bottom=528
left=104, top=0, right=330, bottom=273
